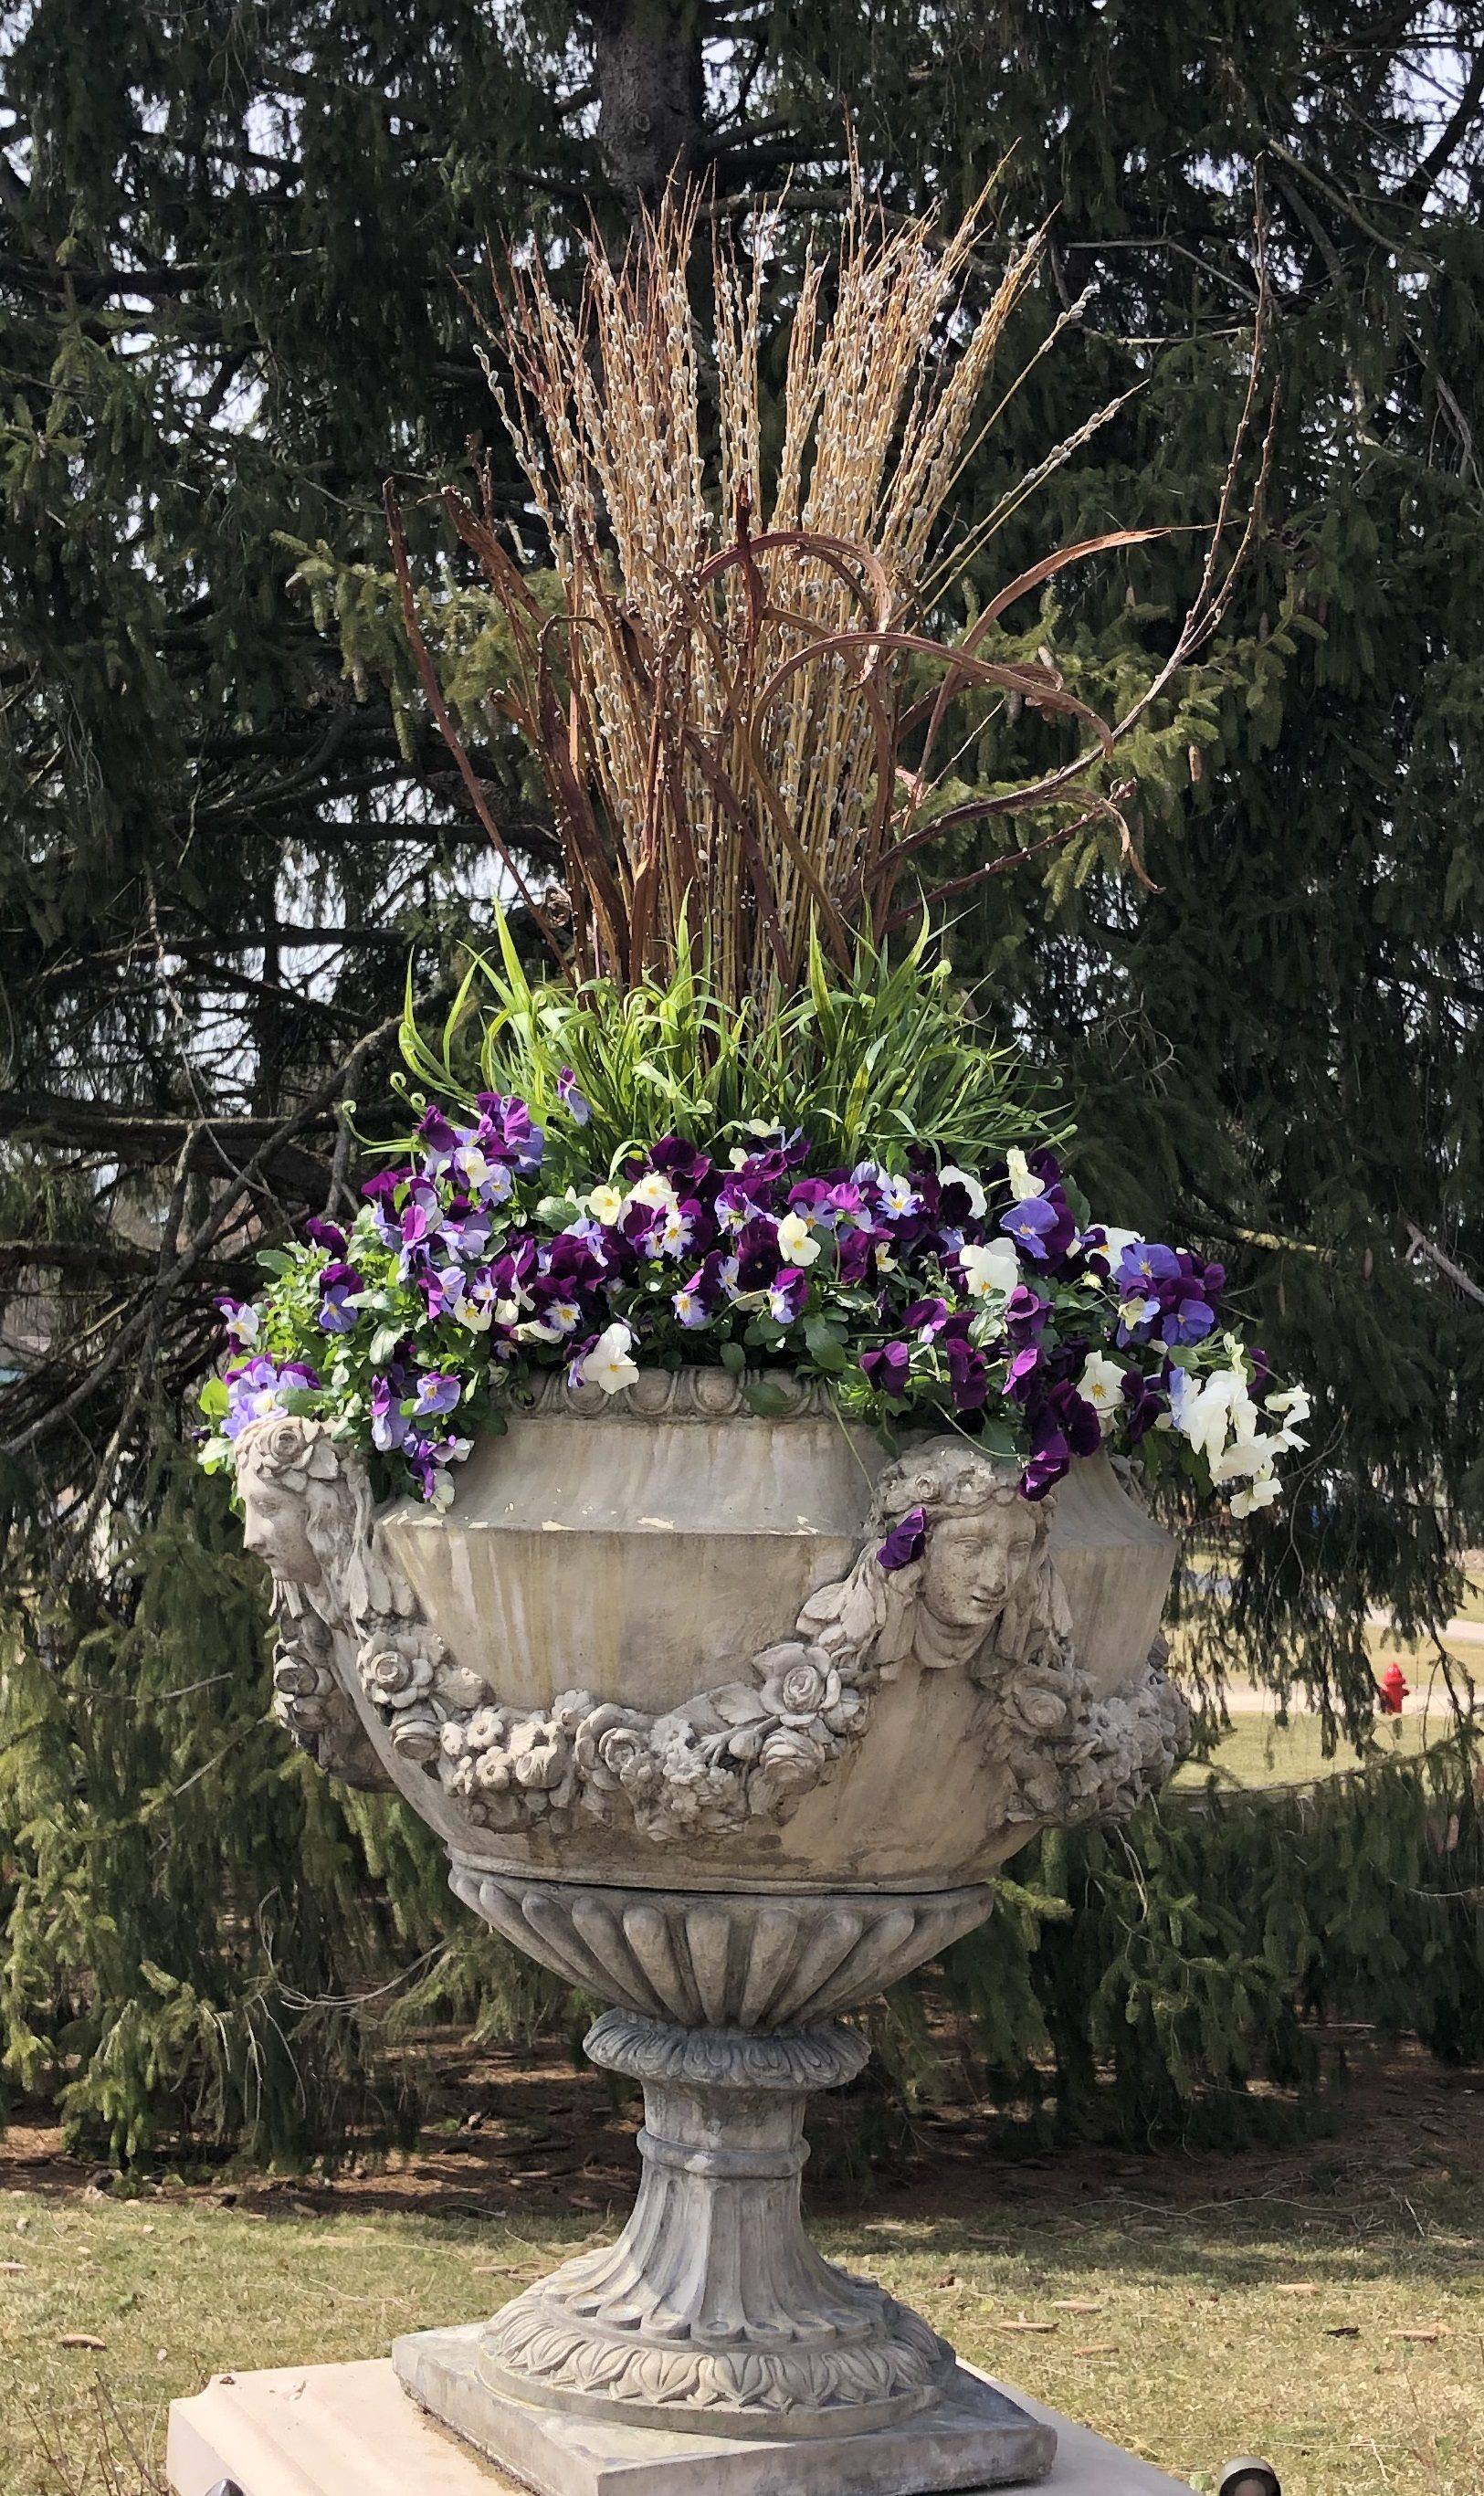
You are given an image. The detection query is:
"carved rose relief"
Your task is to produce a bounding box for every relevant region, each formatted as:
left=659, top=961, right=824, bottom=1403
left=234, top=1413, right=1188, bottom=1846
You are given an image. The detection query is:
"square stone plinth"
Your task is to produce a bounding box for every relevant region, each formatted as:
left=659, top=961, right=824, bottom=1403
left=395, top=2322, right=1054, bottom=2495
left=166, top=2344, right=1196, bottom=2496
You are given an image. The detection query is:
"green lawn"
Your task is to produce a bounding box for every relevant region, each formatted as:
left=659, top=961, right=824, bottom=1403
left=1174, top=1711, right=1439, bottom=1791
left=4, top=2148, right=1481, bottom=2496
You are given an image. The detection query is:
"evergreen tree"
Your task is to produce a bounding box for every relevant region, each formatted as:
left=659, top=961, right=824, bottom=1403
left=2, top=4, right=1481, bottom=2156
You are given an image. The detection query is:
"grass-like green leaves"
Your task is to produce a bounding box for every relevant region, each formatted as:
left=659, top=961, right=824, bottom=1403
left=394, top=913, right=1067, bottom=1179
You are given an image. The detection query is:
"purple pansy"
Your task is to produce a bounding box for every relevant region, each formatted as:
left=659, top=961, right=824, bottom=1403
left=475, top=1091, right=544, bottom=1174
left=1005, top=1282, right=1050, bottom=1342
left=215, top=1294, right=260, bottom=1351
left=944, top=1337, right=990, bottom=1412
left=1005, top=1343, right=1045, bottom=1404
left=222, top=1356, right=319, bottom=1440
left=767, top=1267, right=811, bottom=1324
left=316, top=1260, right=363, bottom=1332
left=411, top=1372, right=462, bottom=1420
left=901, top=1296, right=950, bottom=1340
left=861, top=1340, right=911, bottom=1398
left=1000, top=1186, right=1077, bottom=1267
left=1021, top=1426, right=1071, bottom=1501
left=1043, top=1378, right=1102, bottom=1459
left=1121, top=1369, right=1165, bottom=1445
left=651, top=1135, right=711, bottom=1187
left=371, top=1373, right=410, bottom=1452
left=877, top=1505, right=928, bottom=1572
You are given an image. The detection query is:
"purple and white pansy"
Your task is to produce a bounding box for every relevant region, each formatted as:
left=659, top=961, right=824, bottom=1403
left=202, top=1094, right=1306, bottom=1528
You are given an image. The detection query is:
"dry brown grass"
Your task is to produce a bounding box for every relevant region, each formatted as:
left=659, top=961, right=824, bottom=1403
left=387, top=178, right=1268, bottom=1007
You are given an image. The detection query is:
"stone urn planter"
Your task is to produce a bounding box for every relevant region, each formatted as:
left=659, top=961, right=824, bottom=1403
left=237, top=1369, right=1187, bottom=2494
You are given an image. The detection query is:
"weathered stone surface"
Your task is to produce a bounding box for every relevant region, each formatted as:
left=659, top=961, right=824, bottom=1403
left=235, top=1402, right=1185, bottom=1893
left=450, top=1879, right=995, bottom=2027
left=167, top=2355, right=1196, bottom=2494
left=447, top=2014, right=953, bottom=2438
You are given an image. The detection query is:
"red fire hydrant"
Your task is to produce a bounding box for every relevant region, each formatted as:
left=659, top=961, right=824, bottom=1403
left=1378, top=1660, right=1410, bottom=1716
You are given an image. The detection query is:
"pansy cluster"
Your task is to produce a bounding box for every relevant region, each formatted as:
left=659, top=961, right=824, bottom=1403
left=199, top=1083, right=1307, bottom=1518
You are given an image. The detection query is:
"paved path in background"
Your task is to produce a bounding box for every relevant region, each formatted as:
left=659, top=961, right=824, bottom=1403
left=1185, top=1570, right=1482, bottom=1712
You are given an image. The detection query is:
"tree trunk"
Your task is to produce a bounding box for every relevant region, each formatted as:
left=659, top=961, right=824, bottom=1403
left=585, top=0, right=704, bottom=202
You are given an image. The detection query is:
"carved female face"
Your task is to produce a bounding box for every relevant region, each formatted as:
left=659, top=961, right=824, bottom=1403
left=238, top=1465, right=322, bottom=1585
left=920, top=1498, right=1040, bottom=1631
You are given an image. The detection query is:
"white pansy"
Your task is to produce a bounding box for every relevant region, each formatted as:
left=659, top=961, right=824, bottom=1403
left=626, top=1170, right=679, bottom=1213
left=521, top=1298, right=582, bottom=1344
left=1212, top=1435, right=1271, bottom=1484
left=1230, top=1467, right=1281, bottom=1519
left=960, top=1238, right=1021, bottom=1300
left=1168, top=1365, right=1243, bottom=1470
left=583, top=1321, right=640, bottom=1395
left=1005, top=1147, right=1045, bottom=1202
left=658, top=1203, right=692, bottom=1255
left=939, top=1164, right=987, bottom=1217
left=449, top=1288, right=493, bottom=1333
left=1264, top=1383, right=1311, bottom=1450
left=775, top=1210, right=821, bottom=1267
left=586, top=1183, right=625, bottom=1225
left=1077, top=1351, right=1126, bottom=1430
left=1267, top=1383, right=1310, bottom=1423
left=1099, top=1226, right=1141, bottom=1261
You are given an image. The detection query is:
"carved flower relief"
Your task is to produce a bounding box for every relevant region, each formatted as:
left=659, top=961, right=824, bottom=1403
left=432, top=1689, right=598, bottom=1827
left=754, top=1724, right=833, bottom=1796
left=362, top=1640, right=437, bottom=1709
left=756, top=1647, right=843, bottom=1727
left=270, top=1632, right=336, bottom=1731
left=357, top=1630, right=444, bottom=1762
left=573, top=1703, right=658, bottom=1800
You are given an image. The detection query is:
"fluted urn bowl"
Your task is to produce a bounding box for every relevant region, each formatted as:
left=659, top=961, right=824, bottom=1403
left=236, top=1372, right=1186, bottom=2485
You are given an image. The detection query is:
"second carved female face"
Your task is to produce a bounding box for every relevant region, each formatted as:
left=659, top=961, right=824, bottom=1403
left=237, top=1466, right=323, bottom=1585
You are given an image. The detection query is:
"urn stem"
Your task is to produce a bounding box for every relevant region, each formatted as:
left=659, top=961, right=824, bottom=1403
left=468, top=2010, right=955, bottom=2438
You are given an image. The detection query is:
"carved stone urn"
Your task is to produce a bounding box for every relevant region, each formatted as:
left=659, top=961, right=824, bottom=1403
left=237, top=1370, right=1186, bottom=2495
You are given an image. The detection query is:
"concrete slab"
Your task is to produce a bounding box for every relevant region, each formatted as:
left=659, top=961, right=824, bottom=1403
left=167, top=2353, right=1195, bottom=2495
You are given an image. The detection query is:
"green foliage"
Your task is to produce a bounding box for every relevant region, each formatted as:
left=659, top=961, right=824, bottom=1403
left=927, top=1734, right=1484, bottom=2148
left=0, top=1446, right=430, bottom=2166
left=395, top=917, right=1064, bottom=1173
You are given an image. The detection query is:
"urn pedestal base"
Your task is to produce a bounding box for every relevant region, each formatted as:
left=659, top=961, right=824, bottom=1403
left=447, top=2007, right=960, bottom=2439
left=395, top=2323, right=1057, bottom=2496
left=393, top=2000, right=1057, bottom=2488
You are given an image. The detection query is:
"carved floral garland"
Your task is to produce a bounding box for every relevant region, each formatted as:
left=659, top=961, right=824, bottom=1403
left=236, top=1411, right=1189, bottom=1848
